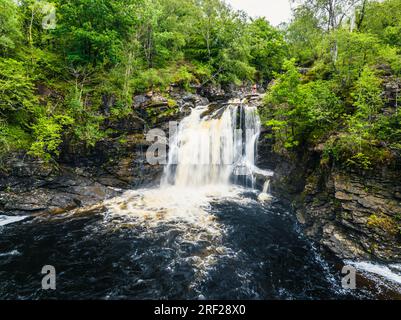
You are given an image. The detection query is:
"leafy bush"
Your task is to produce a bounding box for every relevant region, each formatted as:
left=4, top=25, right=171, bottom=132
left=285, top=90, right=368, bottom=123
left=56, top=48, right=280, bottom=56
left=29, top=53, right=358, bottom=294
left=0, top=58, right=37, bottom=116
left=263, top=59, right=343, bottom=152
left=29, top=113, right=74, bottom=161
left=0, top=122, right=31, bottom=157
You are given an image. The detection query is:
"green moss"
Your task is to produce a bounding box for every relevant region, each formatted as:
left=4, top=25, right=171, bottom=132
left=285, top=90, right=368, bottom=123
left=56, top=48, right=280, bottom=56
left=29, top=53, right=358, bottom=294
left=367, top=214, right=399, bottom=235
left=167, top=99, right=178, bottom=108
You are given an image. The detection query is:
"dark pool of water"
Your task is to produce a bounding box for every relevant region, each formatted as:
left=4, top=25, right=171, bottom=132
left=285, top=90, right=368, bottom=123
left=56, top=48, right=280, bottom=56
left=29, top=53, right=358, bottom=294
left=0, top=192, right=380, bottom=300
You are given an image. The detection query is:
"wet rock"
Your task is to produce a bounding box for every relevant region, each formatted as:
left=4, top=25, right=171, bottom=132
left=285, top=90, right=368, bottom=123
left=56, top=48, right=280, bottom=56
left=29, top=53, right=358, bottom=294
left=183, top=94, right=198, bottom=103
left=0, top=156, right=123, bottom=216
left=200, top=103, right=222, bottom=118
left=322, top=225, right=369, bottom=260
left=335, top=191, right=353, bottom=201
left=0, top=87, right=260, bottom=218
left=133, top=95, right=147, bottom=108
left=197, top=85, right=233, bottom=102
left=382, top=76, right=401, bottom=111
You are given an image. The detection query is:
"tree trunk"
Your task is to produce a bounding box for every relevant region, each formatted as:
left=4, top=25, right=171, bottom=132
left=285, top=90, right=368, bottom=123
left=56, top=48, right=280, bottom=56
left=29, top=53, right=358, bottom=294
left=356, top=0, right=367, bottom=31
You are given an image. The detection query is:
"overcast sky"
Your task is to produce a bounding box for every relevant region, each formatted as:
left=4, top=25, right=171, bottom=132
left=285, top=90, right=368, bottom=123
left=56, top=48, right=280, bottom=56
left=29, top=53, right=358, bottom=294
left=225, top=0, right=293, bottom=26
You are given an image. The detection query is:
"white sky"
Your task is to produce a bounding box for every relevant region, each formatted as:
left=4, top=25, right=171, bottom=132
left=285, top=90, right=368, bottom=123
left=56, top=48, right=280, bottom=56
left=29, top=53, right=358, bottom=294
left=225, top=0, right=293, bottom=26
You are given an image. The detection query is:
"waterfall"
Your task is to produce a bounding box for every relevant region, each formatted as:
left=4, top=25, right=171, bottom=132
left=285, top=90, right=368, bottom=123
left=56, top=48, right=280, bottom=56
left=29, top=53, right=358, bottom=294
left=258, top=179, right=272, bottom=202
left=262, top=179, right=271, bottom=194
left=105, top=98, right=272, bottom=231
left=161, top=100, right=262, bottom=189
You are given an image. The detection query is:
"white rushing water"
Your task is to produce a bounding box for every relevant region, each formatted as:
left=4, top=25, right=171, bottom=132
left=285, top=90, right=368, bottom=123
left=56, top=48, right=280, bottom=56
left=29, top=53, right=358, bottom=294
left=0, top=215, right=28, bottom=227
left=258, top=179, right=272, bottom=202
left=346, top=260, right=401, bottom=286
left=162, top=100, right=264, bottom=189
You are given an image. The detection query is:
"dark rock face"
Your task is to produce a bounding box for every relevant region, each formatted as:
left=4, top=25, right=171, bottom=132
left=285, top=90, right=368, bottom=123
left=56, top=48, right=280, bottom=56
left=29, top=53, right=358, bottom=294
left=5, top=84, right=400, bottom=263
left=257, top=140, right=401, bottom=262
left=297, top=168, right=401, bottom=262
left=256, top=137, right=314, bottom=202
left=0, top=87, right=259, bottom=219
left=60, top=133, right=163, bottom=189
left=0, top=155, right=121, bottom=216
left=255, top=75, right=401, bottom=263
left=197, top=83, right=261, bottom=103
left=381, top=75, right=401, bottom=116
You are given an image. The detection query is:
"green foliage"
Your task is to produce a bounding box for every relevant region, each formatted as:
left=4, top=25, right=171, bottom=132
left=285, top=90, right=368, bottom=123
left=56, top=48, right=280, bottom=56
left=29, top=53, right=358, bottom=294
left=352, top=67, right=383, bottom=121
left=263, top=59, right=342, bottom=152
left=262, top=0, right=401, bottom=170
left=0, top=122, right=31, bottom=156
left=0, top=58, right=37, bottom=115
left=324, top=67, right=392, bottom=169
left=285, top=6, right=322, bottom=65
left=248, top=18, right=288, bottom=81
left=72, top=118, right=108, bottom=148
left=64, top=87, right=109, bottom=148
left=53, top=0, right=140, bottom=66
left=0, top=0, right=22, bottom=54
left=29, top=113, right=74, bottom=161
left=360, top=0, right=401, bottom=48
left=1, top=0, right=400, bottom=169
left=332, top=31, right=401, bottom=86
left=375, top=113, right=401, bottom=152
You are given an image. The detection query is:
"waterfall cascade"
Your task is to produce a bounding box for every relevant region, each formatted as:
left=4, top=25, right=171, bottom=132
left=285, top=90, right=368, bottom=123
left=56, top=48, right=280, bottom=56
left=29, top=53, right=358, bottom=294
left=162, top=99, right=270, bottom=190
left=258, top=179, right=272, bottom=202
left=105, top=98, right=273, bottom=227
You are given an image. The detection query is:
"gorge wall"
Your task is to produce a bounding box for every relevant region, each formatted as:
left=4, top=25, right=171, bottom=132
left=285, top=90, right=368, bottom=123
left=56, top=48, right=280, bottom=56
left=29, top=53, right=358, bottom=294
left=258, top=135, right=401, bottom=263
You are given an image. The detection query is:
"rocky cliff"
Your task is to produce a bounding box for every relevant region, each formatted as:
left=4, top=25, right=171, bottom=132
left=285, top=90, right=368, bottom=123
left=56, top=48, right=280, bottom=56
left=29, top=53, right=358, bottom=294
left=297, top=166, right=401, bottom=262
left=258, top=132, right=401, bottom=263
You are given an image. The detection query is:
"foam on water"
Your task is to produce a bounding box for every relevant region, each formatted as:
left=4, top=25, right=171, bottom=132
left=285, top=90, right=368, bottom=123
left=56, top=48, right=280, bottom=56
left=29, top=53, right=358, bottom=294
left=103, top=185, right=255, bottom=278
left=346, top=260, right=401, bottom=285
left=104, top=185, right=248, bottom=233
left=104, top=101, right=270, bottom=237
left=0, top=250, right=21, bottom=257
left=0, top=215, right=28, bottom=227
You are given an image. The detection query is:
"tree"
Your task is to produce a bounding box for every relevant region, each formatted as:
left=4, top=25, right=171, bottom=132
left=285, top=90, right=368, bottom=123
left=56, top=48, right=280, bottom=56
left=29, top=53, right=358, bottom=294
left=285, top=6, right=322, bottom=65
left=292, top=0, right=365, bottom=62
left=185, top=0, right=255, bottom=84
left=359, top=0, right=401, bottom=48
left=0, top=0, right=22, bottom=54
left=248, top=18, right=288, bottom=82
left=355, top=0, right=368, bottom=30
left=293, top=0, right=363, bottom=32
left=0, top=58, right=36, bottom=117
left=351, top=66, right=383, bottom=123
left=53, top=0, right=140, bottom=66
